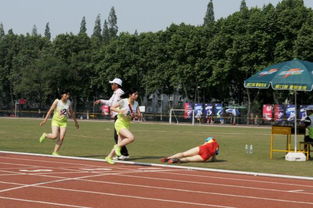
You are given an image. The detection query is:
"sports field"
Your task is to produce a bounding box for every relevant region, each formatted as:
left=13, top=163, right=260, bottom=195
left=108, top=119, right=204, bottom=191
left=0, top=117, right=311, bottom=177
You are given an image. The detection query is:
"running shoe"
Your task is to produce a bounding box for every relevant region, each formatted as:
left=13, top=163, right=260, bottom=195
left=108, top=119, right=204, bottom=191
left=39, top=133, right=47, bottom=143
left=105, top=157, right=115, bottom=165
left=160, top=157, right=169, bottom=163
left=168, top=158, right=180, bottom=164
left=118, top=155, right=129, bottom=160
left=114, top=145, right=122, bottom=156
left=52, top=152, right=60, bottom=156
left=112, top=155, right=130, bottom=160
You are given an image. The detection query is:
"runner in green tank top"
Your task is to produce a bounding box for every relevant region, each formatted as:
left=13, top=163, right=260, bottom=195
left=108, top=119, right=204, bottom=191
left=105, top=89, right=142, bottom=164
left=39, top=91, right=79, bottom=156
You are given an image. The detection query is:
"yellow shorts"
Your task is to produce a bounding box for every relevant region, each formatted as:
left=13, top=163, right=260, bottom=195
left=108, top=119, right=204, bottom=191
left=51, top=119, right=67, bottom=128
left=115, top=118, right=130, bottom=135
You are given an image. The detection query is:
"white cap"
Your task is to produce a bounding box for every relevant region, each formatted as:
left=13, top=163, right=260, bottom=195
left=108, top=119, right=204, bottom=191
left=109, top=78, right=122, bottom=86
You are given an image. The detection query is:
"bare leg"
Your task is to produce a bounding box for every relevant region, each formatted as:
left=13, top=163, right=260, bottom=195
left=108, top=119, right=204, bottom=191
left=168, top=147, right=200, bottom=159
left=180, top=155, right=205, bottom=162
left=107, top=128, right=135, bottom=159
left=53, top=127, right=67, bottom=153
left=45, top=126, right=59, bottom=140
left=117, top=128, right=135, bottom=147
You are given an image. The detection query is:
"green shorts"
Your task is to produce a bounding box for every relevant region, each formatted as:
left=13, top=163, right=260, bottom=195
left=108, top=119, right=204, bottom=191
left=115, top=118, right=130, bottom=135
left=52, top=119, right=67, bottom=128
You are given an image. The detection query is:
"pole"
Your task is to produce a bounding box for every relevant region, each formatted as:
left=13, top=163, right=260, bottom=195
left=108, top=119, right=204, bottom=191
left=169, top=109, right=172, bottom=124
left=294, top=91, right=297, bottom=152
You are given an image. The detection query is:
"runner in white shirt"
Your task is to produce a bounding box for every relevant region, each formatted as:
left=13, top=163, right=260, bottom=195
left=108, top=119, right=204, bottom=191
left=94, top=78, right=129, bottom=160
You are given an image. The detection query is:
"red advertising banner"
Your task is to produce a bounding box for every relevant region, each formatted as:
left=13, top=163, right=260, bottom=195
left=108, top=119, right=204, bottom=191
left=274, top=104, right=284, bottom=121
left=263, top=104, right=273, bottom=121
left=184, top=103, right=193, bottom=119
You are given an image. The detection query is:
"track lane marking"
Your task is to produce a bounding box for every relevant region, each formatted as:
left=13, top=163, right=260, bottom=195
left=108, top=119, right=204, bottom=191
left=158, top=170, right=313, bottom=189
left=35, top=185, right=236, bottom=208
left=0, top=168, right=176, bottom=194
left=39, top=178, right=313, bottom=206
left=0, top=196, right=92, bottom=208
left=119, top=174, right=313, bottom=195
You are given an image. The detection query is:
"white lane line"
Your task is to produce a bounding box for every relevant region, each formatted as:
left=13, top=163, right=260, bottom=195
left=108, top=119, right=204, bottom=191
left=37, top=185, right=235, bottom=208
left=41, top=178, right=313, bottom=206
left=19, top=169, right=53, bottom=172
left=0, top=169, right=231, bottom=208
left=0, top=196, right=92, bottom=208
left=4, top=169, right=308, bottom=207
left=3, top=150, right=313, bottom=182
left=4, top=176, right=313, bottom=207
left=156, top=170, right=313, bottom=189
left=118, top=174, right=313, bottom=196
left=0, top=155, right=139, bottom=172
left=288, top=190, right=305, bottom=193
left=0, top=168, right=175, bottom=194
left=75, top=177, right=313, bottom=205
left=0, top=154, right=107, bottom=168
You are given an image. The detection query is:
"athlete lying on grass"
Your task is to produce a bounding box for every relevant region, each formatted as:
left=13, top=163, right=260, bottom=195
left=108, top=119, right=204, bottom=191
left=161, top=137, right=219, bottom=164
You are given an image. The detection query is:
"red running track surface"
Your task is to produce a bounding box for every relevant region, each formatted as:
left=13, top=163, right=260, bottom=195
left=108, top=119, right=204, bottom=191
left=0, top=152, right=313, bottom=208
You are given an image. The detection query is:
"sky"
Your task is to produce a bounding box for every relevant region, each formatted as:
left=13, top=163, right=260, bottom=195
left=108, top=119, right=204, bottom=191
left=1, top=0, right=313, bottom=37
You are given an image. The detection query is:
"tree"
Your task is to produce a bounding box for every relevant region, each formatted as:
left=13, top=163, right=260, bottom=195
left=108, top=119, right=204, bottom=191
left=92, top=14, right=102, bottom=40
left=203, top=0, right=215, bottom=26
left=294, top=22, right=313, bottom=60
left=240, top=0, right=247, bottom=11
left=44, top=22, right=51, bottom=40
left=102, top=20, right=110, bottom=43
left=32, top=25, right=38, bottom=36
left=0, top=23, right=4, bottom=38
left=79, top=16, right=87, bottom=35
left=108, top=7, right=118, bottom=39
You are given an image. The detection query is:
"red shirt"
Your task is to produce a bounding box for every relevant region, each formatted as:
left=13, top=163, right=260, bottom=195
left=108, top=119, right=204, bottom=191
left=198, top=139, right=219, bottom=161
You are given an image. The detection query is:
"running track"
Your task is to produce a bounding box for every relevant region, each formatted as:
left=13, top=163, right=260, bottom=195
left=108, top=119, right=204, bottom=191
left=0, top=152, right=313, bottom=208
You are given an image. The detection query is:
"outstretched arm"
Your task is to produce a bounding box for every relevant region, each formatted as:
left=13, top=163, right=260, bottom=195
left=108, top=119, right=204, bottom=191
left=40, top=99, right=58, bottom=126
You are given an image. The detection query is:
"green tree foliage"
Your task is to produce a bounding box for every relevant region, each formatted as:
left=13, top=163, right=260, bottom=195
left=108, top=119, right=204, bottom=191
left=294, top=21, right=313, bottom=60
left=203, top=0, right=215, bottom=26
left=79, top=16, right=87, bottom=35
left=108, top=7, right=118, bottom=39
left=92, top=14, right=102, bottom=40
left=0, top=23, right=4, bottom=38
left=102, top=20, right=110, bottom=43
left=32, top=25, right=38, bottom=36
left=44, top=22, right=51, bottom=40
left=2, top=0, right=313, bottom=113
left=240, top=0, right=247, bottom=11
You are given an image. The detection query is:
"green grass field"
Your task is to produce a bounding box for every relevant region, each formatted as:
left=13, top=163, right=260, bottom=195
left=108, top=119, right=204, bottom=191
left=0, top=117, right=312, bottom=177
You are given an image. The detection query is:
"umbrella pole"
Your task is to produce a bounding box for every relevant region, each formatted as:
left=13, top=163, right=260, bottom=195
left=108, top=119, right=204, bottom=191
left=294, top=91, right=297, bottom=152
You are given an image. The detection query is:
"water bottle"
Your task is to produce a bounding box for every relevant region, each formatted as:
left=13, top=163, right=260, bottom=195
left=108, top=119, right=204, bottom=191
left=249, top=144, right=253, bottom=154
left=245, top=144, right=249, bottom=154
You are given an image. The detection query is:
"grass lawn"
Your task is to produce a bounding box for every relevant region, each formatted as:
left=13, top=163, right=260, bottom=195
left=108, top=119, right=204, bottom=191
left=0, top=117, right=312, bottom=177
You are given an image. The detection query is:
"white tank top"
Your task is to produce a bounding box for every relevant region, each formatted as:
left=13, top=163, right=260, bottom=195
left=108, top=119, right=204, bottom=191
left=52, top=99, right=71, bottom=122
